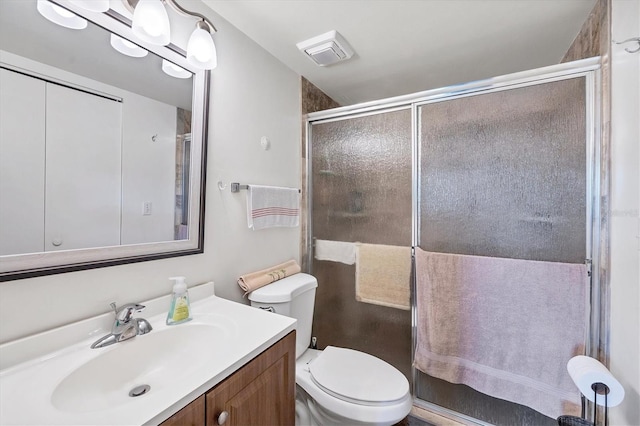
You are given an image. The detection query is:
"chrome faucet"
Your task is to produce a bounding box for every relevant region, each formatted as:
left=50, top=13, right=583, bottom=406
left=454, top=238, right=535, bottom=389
left=90, top=302, right=153, bottom=349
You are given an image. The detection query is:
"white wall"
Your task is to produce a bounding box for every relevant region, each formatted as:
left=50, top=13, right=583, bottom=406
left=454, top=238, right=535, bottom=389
left=610, top=1, right=640, bottom=425
left=121, top=94, right=177, bottom=245
left=0, top=8, right=301, bottom=344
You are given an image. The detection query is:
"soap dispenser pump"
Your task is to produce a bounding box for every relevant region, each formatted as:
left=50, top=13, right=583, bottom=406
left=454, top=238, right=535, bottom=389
left=166, top=276, right=192, bottom=325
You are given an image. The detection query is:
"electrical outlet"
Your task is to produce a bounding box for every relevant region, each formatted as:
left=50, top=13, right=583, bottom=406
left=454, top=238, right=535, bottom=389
left=143, top=201, right=152, bottom=216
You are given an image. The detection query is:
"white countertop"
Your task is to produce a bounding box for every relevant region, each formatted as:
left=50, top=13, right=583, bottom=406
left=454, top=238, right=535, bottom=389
left=0, top=289, right=296, bottom=425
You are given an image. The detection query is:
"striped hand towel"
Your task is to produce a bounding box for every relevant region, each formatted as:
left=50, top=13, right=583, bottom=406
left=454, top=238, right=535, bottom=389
left=247, top=185, right=300, bottom=230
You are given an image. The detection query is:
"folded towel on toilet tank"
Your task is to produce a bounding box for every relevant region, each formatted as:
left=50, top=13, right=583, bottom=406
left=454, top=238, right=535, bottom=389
left=237, top=259, right=301, bottom=295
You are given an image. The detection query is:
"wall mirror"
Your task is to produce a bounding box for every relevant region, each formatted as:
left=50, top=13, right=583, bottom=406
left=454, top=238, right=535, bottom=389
left=0, top=0, right=209, bottom=280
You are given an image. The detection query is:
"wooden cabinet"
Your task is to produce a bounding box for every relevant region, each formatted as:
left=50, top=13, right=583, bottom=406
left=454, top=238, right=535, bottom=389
left=161, top=395, right=205, bottom=426
left=161, top=331, right=295, bottom=426
left=206, top=331, right=296, bottom=426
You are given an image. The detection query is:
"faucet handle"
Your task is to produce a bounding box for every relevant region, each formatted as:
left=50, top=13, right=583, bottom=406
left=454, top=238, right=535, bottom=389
left=111, top=302, right=146, bottom=323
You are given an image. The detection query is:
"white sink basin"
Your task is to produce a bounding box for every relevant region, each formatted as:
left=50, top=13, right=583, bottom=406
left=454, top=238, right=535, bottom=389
left=0, top=292, right=296, bottom=425
left=52, top=323, right=227, bottom=413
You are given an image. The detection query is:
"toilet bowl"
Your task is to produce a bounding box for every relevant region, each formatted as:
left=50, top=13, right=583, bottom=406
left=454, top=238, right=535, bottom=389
left=296, top=348, right=412, bottom=425
left=249, top=273, right=412, bottom=426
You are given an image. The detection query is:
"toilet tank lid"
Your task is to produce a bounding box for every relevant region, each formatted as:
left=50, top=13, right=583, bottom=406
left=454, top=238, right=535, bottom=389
left=248, top=273, right=318, bottom=303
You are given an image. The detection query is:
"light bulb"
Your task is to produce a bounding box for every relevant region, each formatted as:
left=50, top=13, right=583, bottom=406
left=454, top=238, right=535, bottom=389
left=131, top=0, right=170, bottom=46
left=120, top=38, right=138, bottom=49
left=192, top=35, right=211, bottom=62
left=110, top=34, right=148, bottom=58
left=162, top=60, right=192, bottom=79
left=51, top=3, right=75, bottom=18
left=37, top=0, right=87, bottom=29
left=187, top=23, right=217, bottom=70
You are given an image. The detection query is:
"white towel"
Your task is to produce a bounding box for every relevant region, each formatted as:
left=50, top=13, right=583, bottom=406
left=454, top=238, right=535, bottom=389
left=246, top=185, right=300, bottom=230
left=314, top=240, right=357, bottom=265
left=414, top=248, right=588, bottom=420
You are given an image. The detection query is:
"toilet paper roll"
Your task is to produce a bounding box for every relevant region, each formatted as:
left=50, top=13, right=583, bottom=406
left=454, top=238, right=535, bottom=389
left=567, top=355, right=625, bottom=407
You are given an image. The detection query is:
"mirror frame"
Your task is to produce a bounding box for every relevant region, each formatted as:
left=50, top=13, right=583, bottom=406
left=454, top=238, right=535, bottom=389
left=0, top=0, right=209, bottom=281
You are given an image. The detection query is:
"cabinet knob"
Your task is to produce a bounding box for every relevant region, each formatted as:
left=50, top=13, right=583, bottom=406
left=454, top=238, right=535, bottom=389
left=217, top=411, right=229, bottom=425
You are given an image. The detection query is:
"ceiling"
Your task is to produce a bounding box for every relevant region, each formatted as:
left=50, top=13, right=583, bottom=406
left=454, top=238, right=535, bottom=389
left=202, top=0, right=597, bottom=106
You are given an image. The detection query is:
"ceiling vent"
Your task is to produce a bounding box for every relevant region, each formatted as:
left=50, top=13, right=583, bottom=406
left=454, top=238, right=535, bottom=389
left=296, top=30, right=355, bottom=67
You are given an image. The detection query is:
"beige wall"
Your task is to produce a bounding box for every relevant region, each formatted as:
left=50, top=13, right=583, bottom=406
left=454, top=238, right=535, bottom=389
left=0, top=7, right=301, bottom=344
left=562, top=0, right=609, bottom=63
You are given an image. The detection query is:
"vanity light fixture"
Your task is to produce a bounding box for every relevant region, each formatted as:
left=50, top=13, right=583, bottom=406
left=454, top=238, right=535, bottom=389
left=69, top=0, right=110, bottom=13
left=161, top=59, right=192, bottom=79
left=186, top=20, right=217, bottom=70
left=36, top=0, right=218, bottom=71
left=37, top=0, right=87, bottom=30
left=124, top=0, right=218, bottom=70
left=131, top=0, right=171, bottom=46
left=110, top=34, right=148, bottom=57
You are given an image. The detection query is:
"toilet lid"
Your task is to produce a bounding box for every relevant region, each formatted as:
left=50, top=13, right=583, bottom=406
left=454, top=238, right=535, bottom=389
left=308, top=346, right=409, bottom=406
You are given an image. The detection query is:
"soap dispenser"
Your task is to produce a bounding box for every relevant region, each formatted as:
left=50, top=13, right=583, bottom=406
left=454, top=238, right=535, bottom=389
left=166, top=276, right=192, bottom=325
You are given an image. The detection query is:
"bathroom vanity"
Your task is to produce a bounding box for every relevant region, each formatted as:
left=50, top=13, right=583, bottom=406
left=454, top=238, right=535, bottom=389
left=0, top=283, right=297, bottom=425
left=162, top=331, right=295, bottom=426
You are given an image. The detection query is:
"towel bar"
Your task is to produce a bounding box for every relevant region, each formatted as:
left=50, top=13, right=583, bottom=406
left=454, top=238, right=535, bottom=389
left=230, top=183, right=249, bottom=192
left=230, top=182, right=301, bottom=193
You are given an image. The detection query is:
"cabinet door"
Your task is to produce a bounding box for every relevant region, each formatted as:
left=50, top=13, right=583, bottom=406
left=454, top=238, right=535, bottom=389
left=161, top=395, right=205, bottom=426
left=206, top=331, right=295, bottom=426
left=45, top=83, right=122, bottom=251
left=0, top=69, right=46, bottom=255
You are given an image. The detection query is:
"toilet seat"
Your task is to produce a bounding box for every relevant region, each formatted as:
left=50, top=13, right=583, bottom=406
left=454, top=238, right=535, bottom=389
left=308, top=346, right=409, bottom=406
left=296, top=348, right=413, bottom=425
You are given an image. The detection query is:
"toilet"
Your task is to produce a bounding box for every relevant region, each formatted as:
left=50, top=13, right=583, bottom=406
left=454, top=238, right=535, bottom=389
left=249, top=273, right=412, bottom=426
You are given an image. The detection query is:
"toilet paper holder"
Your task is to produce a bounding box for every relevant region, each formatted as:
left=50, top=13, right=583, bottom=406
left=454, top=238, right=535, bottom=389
left=590, top=382, right=610, bottom=426
left=558, top=382, right=610, bottom=426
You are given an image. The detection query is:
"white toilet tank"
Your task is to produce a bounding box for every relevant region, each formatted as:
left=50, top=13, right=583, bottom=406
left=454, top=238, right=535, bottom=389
left=248, top=273, right=318, bottom=359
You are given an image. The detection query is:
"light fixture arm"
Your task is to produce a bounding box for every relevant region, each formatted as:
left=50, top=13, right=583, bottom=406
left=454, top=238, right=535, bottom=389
left=122, top=0, right=216, bottom=33
left=164, top=0, right=216, bottom=33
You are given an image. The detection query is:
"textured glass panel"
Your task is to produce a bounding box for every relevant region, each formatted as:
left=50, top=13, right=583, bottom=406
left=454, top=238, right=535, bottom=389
left=415, top=372, right=558, bottom=426
left=311, top=109, right=412, bottom=379
left=416, top=77, right=587, bottom=425
left=312, top=109, right=413, bottom=246
left=419, top=78, right=586, bottom=264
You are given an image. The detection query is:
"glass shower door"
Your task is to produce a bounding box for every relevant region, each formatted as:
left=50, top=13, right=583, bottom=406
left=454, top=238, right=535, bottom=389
left=310, top=107, right=413, bottom=380
left=416, top=76, right=589, bottom=425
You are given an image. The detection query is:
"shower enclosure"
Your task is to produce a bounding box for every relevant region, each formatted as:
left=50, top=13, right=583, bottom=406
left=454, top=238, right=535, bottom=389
left=305, top=58, right=602, bottom=425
